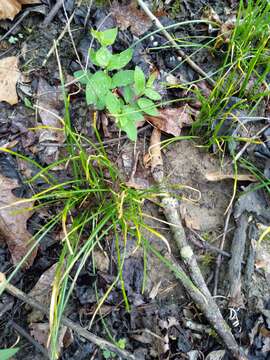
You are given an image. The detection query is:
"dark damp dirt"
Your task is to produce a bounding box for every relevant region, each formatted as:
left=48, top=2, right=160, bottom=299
left=1, top=1, right=270, bottom=360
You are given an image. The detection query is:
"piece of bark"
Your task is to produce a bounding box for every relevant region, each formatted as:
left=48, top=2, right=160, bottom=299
left=228, top=213, right=249, bottom=307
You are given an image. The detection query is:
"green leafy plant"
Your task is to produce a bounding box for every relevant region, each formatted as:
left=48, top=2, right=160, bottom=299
left=0, top=348, right=19, bottom=360
left=74, top=28, right=161, bottom=141
left=102, top=338, right=126, bottom=359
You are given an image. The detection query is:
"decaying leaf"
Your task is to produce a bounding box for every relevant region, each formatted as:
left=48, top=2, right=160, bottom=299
left=37, top=78, right=65, bottom=164
left=28, top=263, right=57, bottom=323
left=0, top=57, right=21, bottom=105
left=146, top=105, right=195, bottom=136
left=0, top=0, right=40, bottom=20
left=202, top=6, right=236, bottom=48
left=205, top=171, right=257, bottom=182
left=110, top=2, right=152, bottom=36
left=30, top=322, right=69, bottom=353
left=149, top=128, right=163, bottom=181
left=0, top=173, right=36, bottom=268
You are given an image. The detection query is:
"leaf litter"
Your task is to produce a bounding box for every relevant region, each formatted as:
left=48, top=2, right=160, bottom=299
left=0, top=173, right=36, bottom=268
left=0, top=1, right=270, bottom=359
left=0, top=0, right=41, bottom=20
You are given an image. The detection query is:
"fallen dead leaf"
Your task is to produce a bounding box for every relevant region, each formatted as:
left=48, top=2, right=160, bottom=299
left=37, top=78, right=65, bottom=164
left=30, top=322, right=69, bottom=353
left=149, top=128, right=163, bottom=179
left=0, top=0, right=40, bottom=20
left=205, top=171, right=257, bottom=182
left=202, top=6, right=236, bottom=48
left=0, top=57, right=21, bottom=105
left=0, top=173, right=36, bottom=268
left=110, top=2, right=152, bottom=36
left=93, top=249, right=109, bottom=273
left=146, top=105, right=195, bottom=136
left=28, top=263, right=57, bottom=323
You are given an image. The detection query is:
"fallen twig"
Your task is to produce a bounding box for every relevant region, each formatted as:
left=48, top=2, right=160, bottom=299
left=43, top=0, right=64, bottom=26
left=137, top=0, right=216, bottom=87
left=188, top=228, right=232, bottom=258
left=149, top=128, right=246, bottom=359
left=0, top=273, right=135, bottom=360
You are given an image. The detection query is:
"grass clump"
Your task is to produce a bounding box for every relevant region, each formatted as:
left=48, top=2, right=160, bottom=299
left=195, top=0, right=270, bottom=149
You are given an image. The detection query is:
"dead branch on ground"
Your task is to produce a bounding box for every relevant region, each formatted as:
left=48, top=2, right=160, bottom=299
left=148, top=128, right=246, bottom=360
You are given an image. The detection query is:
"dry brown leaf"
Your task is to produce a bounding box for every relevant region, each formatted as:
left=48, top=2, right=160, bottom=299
left=30, top=322, right=68, bottom=352
left=0, top=0, right=21, bottom=20
left=205, top=171, right=257, bottom=182
left=0, top=57, right=21, bottom=105
left=28, top=263, right=57, bottom=322
left=146, top=105, right=195, bottom=136
left=110, top=2, right=152, bottom=36
left=0, top=173, right=36, bottom=268
left=19, top=0, right=41, bottom=4
left=0, top=0, right=40, bottom=20
left=149, top=128, right=163, bottom=183
left=37, top=78, right=65, bottom=163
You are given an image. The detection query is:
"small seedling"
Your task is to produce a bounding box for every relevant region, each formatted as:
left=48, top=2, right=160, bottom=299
left=102, top=338, right=127, bottom=359
left=74, top=28, right=161, bottom=141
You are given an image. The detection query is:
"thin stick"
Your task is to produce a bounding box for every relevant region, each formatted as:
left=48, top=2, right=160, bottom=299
left=137, top=0, right=216, bottom=87
left=10, top=320, right=50, bottom=359
left=0, top=273, right=135, bottom=360
left=43, top=0, right=64, bottom=26
left=42, top=12, right=75, bottom=67
left=188, top=228, right=232, bottom=258
left=213, top=206, right=233, bottom=296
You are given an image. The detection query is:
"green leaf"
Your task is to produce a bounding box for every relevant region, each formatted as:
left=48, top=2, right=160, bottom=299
left=0, top=348, right=20, bottom=360
left=105, top=92, right=121, bottom=114
left=95, top=47, right=112, bottom=68
left=120, top=116, right=137, bottom=141
left=123, top=85, right=134, bottom=104
left=112, top=70, right=134, bottom=88
left=137, top=98, right=159, bottom=116
left=122, top=105, right=144, bottom=122
left=89, top=49, right=99, bottom=66
left=74, top=70, right=92, bottom=85
left=24, top=97, right=34, bottom=109
left=96, top=97, right=106, bottom=110
left=91, top=71, right=112, bottom=97
left=103, top=350, right=113, bottom=359
left=91, top=28, right=118, bottom=46
left=117, top=338, right=127, bottom=350
left=144, top=88, right=161, bottom=100
left=107, top=48, right=133, bottom=71
left=146, top=72, right=157, bottom=87
left=134, top=66, right=145, bottom=95
left=86, top=80, right=98, bottom=105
